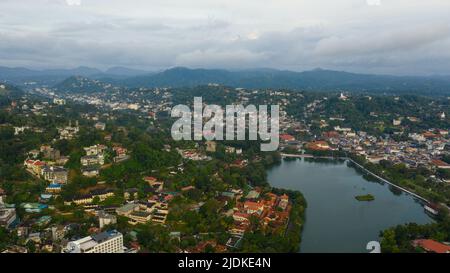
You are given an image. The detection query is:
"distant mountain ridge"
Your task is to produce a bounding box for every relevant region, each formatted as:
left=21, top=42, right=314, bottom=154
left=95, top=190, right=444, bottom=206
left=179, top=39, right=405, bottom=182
left=0, top=66, right=152, bottom=86
left=54, top=76, right=117, bottom=93
left=1, top=65, right=450, bottom=95
left=120, top=67, right=450, bottom=95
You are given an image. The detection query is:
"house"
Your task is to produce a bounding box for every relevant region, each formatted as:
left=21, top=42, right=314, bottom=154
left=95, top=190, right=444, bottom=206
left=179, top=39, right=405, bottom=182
left=53, top=98, right=66, bottom=105
left=81, top=166, right=100, bottom=177
left=412, top=239, right=450, bottom=253
left=98, top=211, right=117, bottom=229
left=84, top=144, right=107, bottom=156
left=432, top=159, right=450, bottom=169
left=206, top=141, right=217, bottom=152
left=14, top=126, right=30, bottom=135
left=244, top=201, right=265, bottom=215
left=56, top=156, right=70, bottom=166
left=21, top=203, right=48, bottom=213
left=230, top=159, right=248, bottom=168
left=392, top=119, right=402, bottom=126
left=144, top=177, right=164, bottom=192
left=81, top=155, right=104, bottom=166
left=42, top=166, right=68, bottom=184
left=58, top=121, right=79, bottom=140
left=94, top=122, right=106, bottom=131
left=124, top=188, right=139, bottom=200
left=181, top=186, right=195, bottom=192
left=233, top=212, right=250, bottom=223
left=113, top=146, right=129, bottom=163
left=322, top=131, right=340, bottom=139
left=24, top=160, right=46, bottom=176
left=0, top=207, right=17, bottom=228
left=40, top=145, right=60, bottom=160
left=280, top=134, right=295, bottom=142
left=278, top=194, right=289, bottom=210
left=306, top=141, right=331, bottom=151
left=144, top=176, right=158, bottom=184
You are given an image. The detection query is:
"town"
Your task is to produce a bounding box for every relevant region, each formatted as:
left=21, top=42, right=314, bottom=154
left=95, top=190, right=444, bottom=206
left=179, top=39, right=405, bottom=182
left=1, top=80, right=449, bottom=253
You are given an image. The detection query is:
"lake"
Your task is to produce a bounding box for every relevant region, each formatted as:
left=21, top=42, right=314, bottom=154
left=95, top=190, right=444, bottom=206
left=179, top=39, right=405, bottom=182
left=267, top=158, right=433, bottom=253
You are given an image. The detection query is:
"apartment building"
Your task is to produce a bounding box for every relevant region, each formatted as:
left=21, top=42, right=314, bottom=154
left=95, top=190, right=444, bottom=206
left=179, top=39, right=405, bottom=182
left=64, top=230, right=124, bottom=253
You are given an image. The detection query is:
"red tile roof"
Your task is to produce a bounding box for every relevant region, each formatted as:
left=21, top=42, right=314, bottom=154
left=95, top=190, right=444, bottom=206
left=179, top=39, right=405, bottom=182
left=415, top=239, right=450, bottom=253
left=432, top=160, right=450, bottom=167
left=244, top=201, right=264, bottom=211
left=280, top=134, right=295, bottom=142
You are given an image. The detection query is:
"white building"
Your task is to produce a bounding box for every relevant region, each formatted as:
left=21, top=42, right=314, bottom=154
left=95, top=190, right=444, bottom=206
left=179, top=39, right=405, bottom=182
left=0, top=207, right=17, bottom=228
left=53, top=98, right=66, bottom=105
left=64, top=230, right=124, bottom=253
left=98, top=211, right=117, bottom=229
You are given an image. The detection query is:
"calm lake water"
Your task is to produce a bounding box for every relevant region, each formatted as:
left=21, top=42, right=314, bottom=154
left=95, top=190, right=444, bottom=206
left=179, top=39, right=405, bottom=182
left=267, top=158, right=433, bottom=253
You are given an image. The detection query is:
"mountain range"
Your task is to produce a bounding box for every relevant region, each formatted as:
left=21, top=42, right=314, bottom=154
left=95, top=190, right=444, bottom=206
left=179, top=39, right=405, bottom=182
left=2, top=66, right=450, bottom=95
left=0, top=66, right=150, bottom=86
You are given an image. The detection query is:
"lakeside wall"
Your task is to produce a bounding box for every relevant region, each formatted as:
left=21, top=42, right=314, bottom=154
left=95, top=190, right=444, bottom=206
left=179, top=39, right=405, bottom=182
left=280, top=153, right=430, bottom=204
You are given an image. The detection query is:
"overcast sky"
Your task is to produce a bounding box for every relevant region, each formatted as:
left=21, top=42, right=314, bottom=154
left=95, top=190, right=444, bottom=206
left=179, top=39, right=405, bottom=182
left=1, top=0, right=450, bottom=75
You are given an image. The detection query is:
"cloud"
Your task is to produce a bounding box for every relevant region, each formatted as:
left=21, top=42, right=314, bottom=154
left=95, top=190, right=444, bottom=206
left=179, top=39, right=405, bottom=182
left=66, top=0, right=81, bottom=6
left=0, top=0, right=450, bottom=75
left=314, top=25, right=450, bottom=56
left=175, top=49, right=269, bottom=69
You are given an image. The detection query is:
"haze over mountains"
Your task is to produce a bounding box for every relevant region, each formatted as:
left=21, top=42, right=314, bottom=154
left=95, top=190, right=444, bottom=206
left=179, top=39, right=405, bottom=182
left=1, top=66, right=450, bottom=96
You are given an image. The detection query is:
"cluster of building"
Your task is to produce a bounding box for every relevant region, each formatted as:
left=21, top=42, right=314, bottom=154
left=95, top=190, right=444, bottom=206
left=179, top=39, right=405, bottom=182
left=317, top=128, right=450, bottom=178
left=177, top=187, right=291, bottom=249
left=81, top=144, right=107, bottom=177
left=64, top=188, right=115, bottom=206
left=57, top=121, right=79, bottom=140
left=116, top=177, right=169, bottom=225
left=24, top=159, right=69, bottom=185
left=178, top=148, right=212, bottom=161
left=23, top=145, right=70, bottom=202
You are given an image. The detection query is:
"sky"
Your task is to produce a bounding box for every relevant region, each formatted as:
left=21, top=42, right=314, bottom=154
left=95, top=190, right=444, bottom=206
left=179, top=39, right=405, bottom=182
left=0, top=0, right=450, bottom=75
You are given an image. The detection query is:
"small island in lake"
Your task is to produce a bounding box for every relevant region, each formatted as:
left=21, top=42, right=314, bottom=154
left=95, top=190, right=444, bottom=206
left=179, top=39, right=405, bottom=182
left=355, top=194, right=375, bottom=202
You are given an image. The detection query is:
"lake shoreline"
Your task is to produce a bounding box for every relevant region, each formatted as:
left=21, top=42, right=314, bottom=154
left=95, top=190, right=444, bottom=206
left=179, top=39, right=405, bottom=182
left=267, top=157, right=433, bottom=253
left=280, top=153, right=431, bottom=205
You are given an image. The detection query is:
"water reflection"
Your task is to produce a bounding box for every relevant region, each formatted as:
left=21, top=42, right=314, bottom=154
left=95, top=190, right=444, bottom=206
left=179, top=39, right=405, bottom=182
left=268, top=158, right=433, bottom=253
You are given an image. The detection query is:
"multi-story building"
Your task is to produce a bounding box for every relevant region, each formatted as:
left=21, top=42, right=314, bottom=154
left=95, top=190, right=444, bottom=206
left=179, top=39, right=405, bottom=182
left=42, top=166, right=68, bottom=184
left=81, top=155, right=104, bottom=166
left=0, top=207, right=17, bottom=228
left=98, top=211, right=117, bottom=229
left=64, top=230, right=124, bottom=253
left=84, top=144, right=107, bottom=156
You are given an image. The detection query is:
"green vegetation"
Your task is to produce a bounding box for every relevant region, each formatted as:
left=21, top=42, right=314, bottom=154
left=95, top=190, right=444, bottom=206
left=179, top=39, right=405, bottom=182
left=380, top=214, right=450, bottom=253
left=240, top=189, right=307, bottom=252
left=355, top=194, right=375, bottom=202
left=350, top=155, right=450, bottom=206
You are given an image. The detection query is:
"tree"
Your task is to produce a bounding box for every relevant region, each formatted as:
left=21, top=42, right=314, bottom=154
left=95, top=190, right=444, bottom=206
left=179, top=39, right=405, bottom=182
left=380, top=229, right=400, bottom=253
